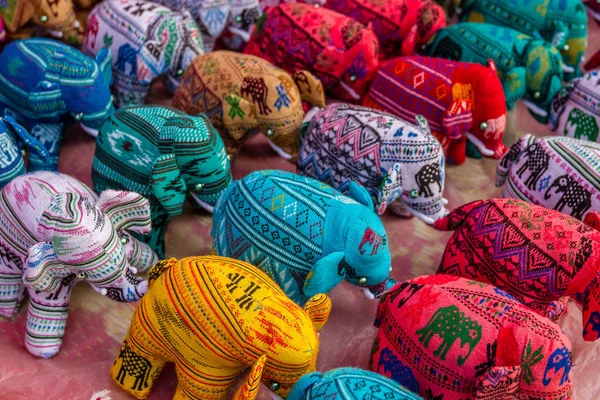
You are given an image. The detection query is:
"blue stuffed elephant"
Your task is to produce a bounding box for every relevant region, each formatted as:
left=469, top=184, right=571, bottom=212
left=0, top=38, right=114, bottom=171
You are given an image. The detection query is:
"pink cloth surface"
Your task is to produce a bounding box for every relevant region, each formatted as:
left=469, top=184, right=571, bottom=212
left=2, top=25, right=600, bottom=399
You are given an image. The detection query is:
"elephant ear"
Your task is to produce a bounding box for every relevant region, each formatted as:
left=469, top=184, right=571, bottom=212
left=1, top=116, right=50, bottom=164
left=303, top=294, right=332, bottom=332
left=23, top=241, right=68, bottom=292
left=232, top=354, right=267, bottom=400
left=376, top=163, right=403, bottom=215
left=96, top=190, right=152, bottom=235
left=303, top=252, right=345, bottom=298
left=151, top=154, right=186, bottom=217
left=292, top=70, right=326, bottom=108
left=95, top=47, right=113, bottom=86
left=475, top=327, right=521, bottom=397
left=550, top=21, right=569, bottom=49
left=223, top=93, right=258, bottom=140
left=502, top=67, right=527, bottom=110
left=347, top=182, right=374, bottom=209
left=442, top=99, right=473, bottom=140
left=584, top=212, right=600, bottom=231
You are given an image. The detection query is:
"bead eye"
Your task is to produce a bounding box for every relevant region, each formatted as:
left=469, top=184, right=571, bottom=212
left=533, top=91, right=541, bottom=99
left=409, top=189, right=419, bottom=199
left=563, top=44, right=570, bottom=51
left=77, top=272, right=86, bottom=280
left=266, top=129, right=274, bottom=136
left=236, top=15, right=242, bottom=22
left=195, top=183, right=205, bottom=192
left=74, top=112, right=83, bottom=121
left=358, top=277, right=368, bottom=286
left=120, top=236, right=129, bottom=245
left=349, top=75, right=357, bottom=82
left=40, top=15, right=48, bottom=22
left=479, top=122, right=488, bottom=130
left=269, top=381, right=280, bottom=391
left=176, top=69, right=184, bottom=76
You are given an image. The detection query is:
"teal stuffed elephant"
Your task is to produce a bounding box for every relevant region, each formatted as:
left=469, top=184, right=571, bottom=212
left=421, top=22, right=564, bottom=124
left=92, top=105, right=232, bottom=258
left=459, top=0, right=588, bottom=81
left=288, top=368, right=423, bottom=400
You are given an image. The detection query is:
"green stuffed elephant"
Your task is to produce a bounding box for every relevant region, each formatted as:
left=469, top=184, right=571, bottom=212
left=421, top=22, right=564, bottom=124
left=563, top=108, right=599, bottom=141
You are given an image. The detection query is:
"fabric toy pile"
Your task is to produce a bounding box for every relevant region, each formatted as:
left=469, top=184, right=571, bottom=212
left=1, top=0, right=600, bottom=399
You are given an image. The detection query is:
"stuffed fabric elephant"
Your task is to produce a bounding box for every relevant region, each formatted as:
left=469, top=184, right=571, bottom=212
left=92, top=105, right=232, bottom=259
left=0, top=38, right=114, bottom=171
left=372, top=275, right=573, bottom=399
left=0, top=16, right=5, bottom=41
left=0, top=171, right=158, bottom=358
left=550, top=69, right=600, bottom=142
left=153, top=0, right=262, bottom=51
left=298, top=103, right=449, bottom=224
left=244, top=3, right=379, bottom=101
left=83, top=0, right=204, bottom=107
left=434, top=198, right=600, bottom=342
left=421, top=23, right=564, bottom=124
left=459, top=0, right=588, bottom=81
left=111, top=256, right=331, bottom=400
left=363, top=56, right=507, bottom=165
left=172, top=51, right=326, bottom=162
left=288, top=368, right=423, bottom=400
left=0, top=116, right=51, bottom=189
left=496, top=134, right=600, bottom=220
left=324, top=0, right=446, bottom=59
left=211, top=169, right=391, bottom=305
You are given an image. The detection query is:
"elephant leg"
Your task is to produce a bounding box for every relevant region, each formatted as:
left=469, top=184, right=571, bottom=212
left=24, top=280, right=75, bottom=358
left=28, top=123, right=63, bottom=172
left=555, top=198, right=566, bottom=212
left=426, top=184, right=433, bottom=197
left=0, top=258, right=25, bottom=317
left=517, top=164, right=527, bottom=178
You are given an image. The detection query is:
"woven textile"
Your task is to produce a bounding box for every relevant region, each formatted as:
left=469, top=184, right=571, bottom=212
left=0, top=171, right=157, bottom=358
left=0, top=38, right=114, bottom=171
left=172, top=51, right=325, bottom=161
left=288, top=367, right=423, bottom=400
left=459, top=0, right=588, bottom=81
left=83, top=0, right=204, bottom=107
left=363, top=56, right=507, bottom=165
left=325, top=0, right=445, bottom=59
left=435, top=198, right=600, bottom=341
left=111, top=256, right=330, bottom=399
left=371, top=275, right=573, bottom=399
left=497, top=134, right=600, bottom=222
left=587, top=0, right=600, bottom=26
left=0, top=13, right=5, bottom=40
left=217, top=0, right=264, bottom=51
left=421, top=23, right=564, bottom=124
left=244, top=3, right=379, bottom=101
left=211, top=169, right=391, bottom=305
left=298, top=103, right=448, bottom=224
left=550, top=69, right=600, bottom=143
left=92, top=105, right=232, bottom=258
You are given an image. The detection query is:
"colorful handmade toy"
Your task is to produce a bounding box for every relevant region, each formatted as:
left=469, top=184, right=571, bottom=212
left=92, top=105, right=232, bottom=258
left=288, top=367, right=423, bottom=400
left=325, top=0, right=446, bottom=59
left=217, top=0, right=263, bottom=50
left=421, top=23, right=564, bottom=124
left=549, top=69, right=600, bottom=143
left=298, top=103, right=448, bottom=224
left=435, top=198, right=600, bottom=342
left=83, top=0, right=204, bottom=107
left=363, top=56, right=507, bottom=165
left=0, top=171, right=158, bottom=358
left=154, top=0, right=262, bottom=51
left=0, top=38, right=114, bottom=171
left=372, top=275, right=573, bottom=399
left=112, top=256, right=330, bottom=399
left=496, top=135, right=600, bottom=220
left=0, top=16, right=5, bottom=41
left=172, top=51, right=326, bottom=161
left=211, top=169, right=391, bottom=305
left=244, top=3, right=379, bottom=101
left=459, top=0, right=588, bottom=81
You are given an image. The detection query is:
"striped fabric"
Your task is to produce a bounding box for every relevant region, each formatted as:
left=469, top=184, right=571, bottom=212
left=93, top=105, right=232, bottom=258
left=112, top=256, right=329, bottom=400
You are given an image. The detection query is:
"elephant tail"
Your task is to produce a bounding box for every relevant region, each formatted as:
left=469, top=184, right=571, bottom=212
left=433, top=199, right=488, bottom=231
left=147, top=258, right=178, bottom=288
left=495, top=134, right=535, bottom=187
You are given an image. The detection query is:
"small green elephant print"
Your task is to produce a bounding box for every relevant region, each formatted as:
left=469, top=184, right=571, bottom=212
left=564, top=108, right=599, bottom=142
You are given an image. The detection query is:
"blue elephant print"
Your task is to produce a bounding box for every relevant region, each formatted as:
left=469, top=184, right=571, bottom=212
left=377, top=348, right=420, bottom=393
left=583, top=311, right=600, bottom=338
left=116, top=44, right=138, bottom=77
left=542, top=347, right=571, bottom=386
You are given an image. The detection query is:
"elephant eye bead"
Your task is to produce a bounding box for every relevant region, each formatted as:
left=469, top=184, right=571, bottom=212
left=236, top=15, right=242, bottom=22
left=76, top=272, right=86, bottom=280
left=40, top=15, right=48, bottom=22
left=176, top=69, right=184, bottom=76
left=479, top=122, right=488, bottom=130
left=268, top=381, right=280, bottom=391
left=266, top=128, right=274, bottom=136
left=409, top=189, right=419, bottom=199
left=195, top=183, right=205, bottom=192
left=120, top=235, right=129, bottom=245
left=358, top=277, right=368, bottom=286
left=533, top=91, right=541, bottom=99
left=349, top=75, right=357, bottom=82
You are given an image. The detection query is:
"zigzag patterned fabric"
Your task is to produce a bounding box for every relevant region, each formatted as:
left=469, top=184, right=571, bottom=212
left=371, top=275, right=573, bottom=400
left=111, top=256, right=328, bottom=400
left=93, top=105, right=232, bottom=258
left=211, top=169, right=391, bottom=305
left=434, top=198, right=600, bottom=341
left=298, top=103, right=447, bottom=222
left=496, top=134, right=600, bottom=221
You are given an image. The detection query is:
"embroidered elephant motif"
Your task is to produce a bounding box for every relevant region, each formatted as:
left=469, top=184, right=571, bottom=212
left=416, top=304, right=482, bottom=366
left=544, top=174, right=592, bottom=219
left=415, top=162, right=442, bottom=198
left=516, top=143, right=550, bottom=190
left=583, top=310, right=600, bottom=338
left=376, top=348, right=420, bottom=394
left=114, top=342, right=154, bottom=391
left=564, top=108, right=599, bottom=142
left=240, top=77, right=272, bottom=115
left=542, top=347, right=571, bottom=387
left=116, top=43, right=138, bottom=77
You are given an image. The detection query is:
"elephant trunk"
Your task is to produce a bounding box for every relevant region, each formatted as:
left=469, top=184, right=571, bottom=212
left=93, top=269, right=149, bottom=302
left=128, top=237, right=159, bottom=273
left=457, top=338, right=477, bottom=366
left=287, top=372, right=322, bottom=400
left=544, top=182, right=560, bottom=200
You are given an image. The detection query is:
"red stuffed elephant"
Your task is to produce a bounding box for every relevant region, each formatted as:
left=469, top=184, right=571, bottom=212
left=435, top=198, right=600, bottom=342
left=363, top=56, right=507, bottom=165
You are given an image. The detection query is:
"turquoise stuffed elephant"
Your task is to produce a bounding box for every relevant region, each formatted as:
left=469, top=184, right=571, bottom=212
left=421, top=23, right=564, bottom=124
left=288, top=368, right=423, bottom=400
left=459, top=0, right=588, bottom=81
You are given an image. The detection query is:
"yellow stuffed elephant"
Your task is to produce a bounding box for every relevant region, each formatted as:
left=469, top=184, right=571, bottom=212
left=111, top=256, right=331, bottom=400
